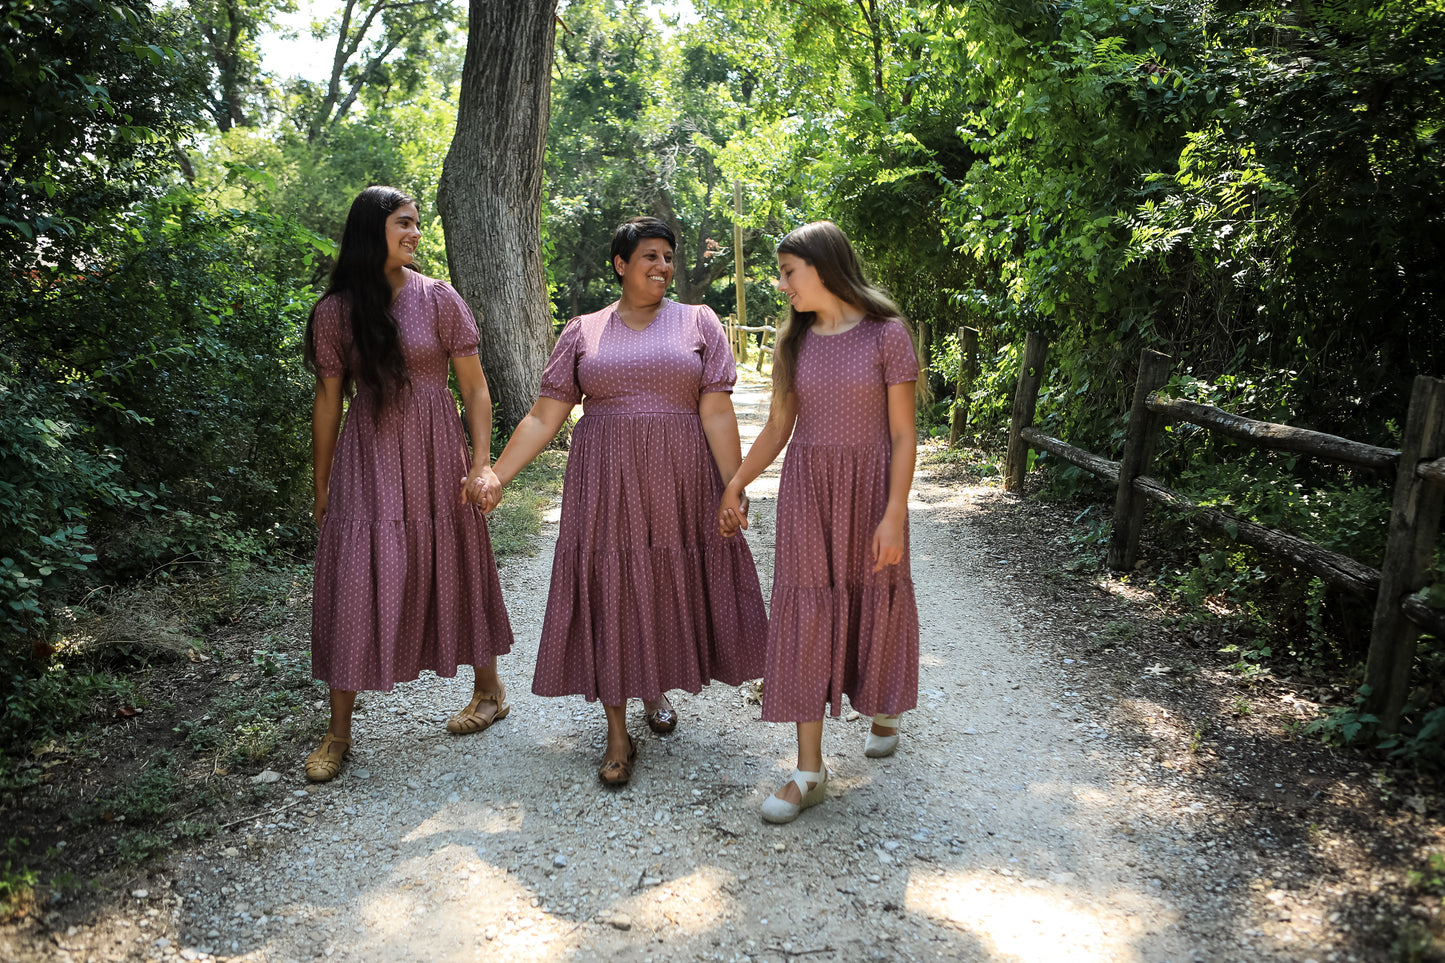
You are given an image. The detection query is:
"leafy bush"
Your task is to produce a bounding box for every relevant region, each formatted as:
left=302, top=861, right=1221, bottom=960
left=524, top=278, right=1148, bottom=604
left=1, top=194, right=324, bottom=650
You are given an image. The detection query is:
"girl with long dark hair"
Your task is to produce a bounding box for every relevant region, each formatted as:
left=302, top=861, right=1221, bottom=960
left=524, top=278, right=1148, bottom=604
left=301, top=186, right=514, bottom=782
left=719, top=220, right=920, bottom=823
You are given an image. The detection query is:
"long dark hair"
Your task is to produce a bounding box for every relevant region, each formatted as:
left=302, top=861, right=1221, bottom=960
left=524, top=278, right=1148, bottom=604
left=303, top=186, right=414, bottom=413
left=770, top=221, right=909, bottom=422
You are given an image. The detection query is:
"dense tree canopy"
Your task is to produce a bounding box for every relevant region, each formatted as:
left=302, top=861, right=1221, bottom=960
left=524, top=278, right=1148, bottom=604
left=2, top=0, right=1441, bottom=709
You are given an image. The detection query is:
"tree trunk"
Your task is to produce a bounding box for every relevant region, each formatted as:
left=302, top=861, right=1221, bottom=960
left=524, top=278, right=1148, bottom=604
left=437, top=1, right=558, bottom=434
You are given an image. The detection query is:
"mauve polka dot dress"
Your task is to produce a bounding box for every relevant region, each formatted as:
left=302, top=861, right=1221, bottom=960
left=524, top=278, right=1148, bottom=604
left=309, top=270, right=513, bottom=692
left=532, top=299, right=768, bottom=703
left=762, top=318, right=920, bottom=722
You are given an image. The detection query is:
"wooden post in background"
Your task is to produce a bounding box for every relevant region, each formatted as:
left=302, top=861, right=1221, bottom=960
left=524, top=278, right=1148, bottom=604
left=915, top=321, right=933, bottom=406
left=733, top=181, right=748, bottom=364
left=1107, top=349, right=1174, bottom=570
left=949, top=326, right=979, bottom=447
left=756, top=325, right=771, bottom=373
left=1003, top=331, right=1048, bottom=492
left=1364, top=375, right=1445, bottom=732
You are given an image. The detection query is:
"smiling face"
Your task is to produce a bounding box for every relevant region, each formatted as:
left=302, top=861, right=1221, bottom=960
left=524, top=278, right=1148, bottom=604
left=384, top=203, right=421, bottom=271
left=614, top=237, right=674, bottom=301
left=775, top=252, right=831, bottom=315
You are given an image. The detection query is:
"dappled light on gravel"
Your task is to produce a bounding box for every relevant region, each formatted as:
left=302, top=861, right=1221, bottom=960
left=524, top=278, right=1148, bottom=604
left=906, top=871, right=1171, bottom=962
left=403, top=802, right=525, bottom=840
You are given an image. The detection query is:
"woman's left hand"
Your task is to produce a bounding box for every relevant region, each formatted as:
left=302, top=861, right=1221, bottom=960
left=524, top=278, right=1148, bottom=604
left=460, top=465, right=501, bottom=511
left=871, top=511, right=905, bottom=573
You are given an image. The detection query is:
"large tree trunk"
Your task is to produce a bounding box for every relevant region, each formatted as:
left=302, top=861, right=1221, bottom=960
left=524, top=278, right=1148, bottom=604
left=437, top=1, right=557, bottom=433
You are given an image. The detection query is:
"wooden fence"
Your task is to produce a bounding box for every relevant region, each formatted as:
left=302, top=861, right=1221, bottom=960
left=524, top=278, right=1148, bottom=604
left=726, top=320, right=776, bottom=372
left=1002, top=331, right=1445, bottom=732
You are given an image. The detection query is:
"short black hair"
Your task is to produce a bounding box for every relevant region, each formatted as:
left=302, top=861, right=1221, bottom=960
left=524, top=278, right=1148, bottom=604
left=609, top=216, right=676, bottom=281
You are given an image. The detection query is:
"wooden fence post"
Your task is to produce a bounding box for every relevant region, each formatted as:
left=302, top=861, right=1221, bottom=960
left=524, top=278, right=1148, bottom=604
left=1107, top=349, right=1173, bottom=570
left=756, top=326, right=770, bottom=372
left=949, top=326, right=980, bottom=447
left=1364, top=375, right=1445, bottom=731
left=1003, top=331, right=1048, bottom=492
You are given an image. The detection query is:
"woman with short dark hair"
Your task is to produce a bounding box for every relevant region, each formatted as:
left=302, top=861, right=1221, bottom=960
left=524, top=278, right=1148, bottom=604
left=302, top=186, right=514, bottom=782
left=480, top=215, right=767, bottom=786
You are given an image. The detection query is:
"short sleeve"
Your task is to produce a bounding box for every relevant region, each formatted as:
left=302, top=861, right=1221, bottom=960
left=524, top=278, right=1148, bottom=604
left=311, top=295, right=347, bottom=379
left=433, top=280, right=480, bottom=358
left=696, top=304, right=737, bottom=394
left=880, top=320, right=919, bottom=386
left=538, top=318, right=584, bottom=405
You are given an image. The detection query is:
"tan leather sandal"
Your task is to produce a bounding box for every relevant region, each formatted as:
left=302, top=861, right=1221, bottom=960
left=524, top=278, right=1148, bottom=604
left=304, top=733, right=350, bottom=783
left=446, top=685, right=511, bottom=735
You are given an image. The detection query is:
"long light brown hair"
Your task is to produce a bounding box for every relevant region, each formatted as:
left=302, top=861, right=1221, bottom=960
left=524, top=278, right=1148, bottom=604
left=770, top=221, right=911, bottom=425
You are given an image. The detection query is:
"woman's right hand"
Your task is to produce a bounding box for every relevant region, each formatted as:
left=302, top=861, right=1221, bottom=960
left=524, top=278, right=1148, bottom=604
left=313, top=489, right=329, bottom=526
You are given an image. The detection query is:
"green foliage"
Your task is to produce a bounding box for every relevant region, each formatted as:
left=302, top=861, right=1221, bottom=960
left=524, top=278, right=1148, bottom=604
left=0, top=648, right=133, bottom=760
left=0, top=0, right=204, bottom=262
left=1406, top=852, right=1445, bottom=899
left=0, top=837, right=38, bottom=920
left=2, top=195, right=321, bottom=647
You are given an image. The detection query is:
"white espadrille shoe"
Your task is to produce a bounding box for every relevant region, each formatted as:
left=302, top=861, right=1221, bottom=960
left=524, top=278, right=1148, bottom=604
left=760, top=766, right=829, bottom=824
left=864, top=713, right=902, bottom=758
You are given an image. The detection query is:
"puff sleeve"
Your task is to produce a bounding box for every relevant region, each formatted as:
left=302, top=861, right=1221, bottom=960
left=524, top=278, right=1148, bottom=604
left=880, top=319, right=920, bottom=386
left=696, top=304, right=737, bottom=395
left=311, top=295, right=348, bottom=379
left=433, top=280, right=481, bottom=359
left=538, top=319, right=584, bottom=405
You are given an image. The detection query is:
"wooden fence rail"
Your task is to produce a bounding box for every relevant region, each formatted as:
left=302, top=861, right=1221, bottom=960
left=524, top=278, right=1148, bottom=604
left=1004, top=335, right=1445, bottom=732
left=725, top=321, right=777, bottom=369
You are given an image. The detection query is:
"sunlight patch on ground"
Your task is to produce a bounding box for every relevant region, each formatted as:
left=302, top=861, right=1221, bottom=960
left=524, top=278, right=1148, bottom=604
left=402, top=802, right=525, bottom=841
left=607, top=866, right=734, bottom=934
left=907, top=871, right=1173, bottom=963
left=343, top=847, right=581, bottom=962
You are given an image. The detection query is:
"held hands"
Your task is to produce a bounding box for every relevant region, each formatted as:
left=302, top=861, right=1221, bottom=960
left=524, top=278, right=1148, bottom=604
left=871, top=508, right=906, bottom=573
left=717, top=484, right=750, bottom=538
left=460, top=465, right=503, bottom=515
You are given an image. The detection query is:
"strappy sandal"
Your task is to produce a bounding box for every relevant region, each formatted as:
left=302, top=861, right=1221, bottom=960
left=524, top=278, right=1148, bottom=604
left=446, top=685, right=511, bottom=735
left=304, top=733, right=350, bottom=783
left=865, top=713, right=902, bottom=758
left=760, top=766, right=828, bottom=824
left=597, top=736, right=637, bottom=787
left=644, top=694, right=678, bottom=735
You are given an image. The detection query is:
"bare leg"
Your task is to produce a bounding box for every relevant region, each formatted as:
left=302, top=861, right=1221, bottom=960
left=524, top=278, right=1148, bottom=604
left=870, top=715, right=900, bottom=737
left=304, top=688, right=356, bottom=780
left=327, top=689, right=357, bottom=741
left=774, top=719, right=824, bottom=805
left=472, top=657, right=502, bottom=695
left=603, top=702, right=631, bottom=764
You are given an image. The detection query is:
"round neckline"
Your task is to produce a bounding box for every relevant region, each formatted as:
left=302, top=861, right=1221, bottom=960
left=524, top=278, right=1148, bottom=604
left=808, top=316, right=869, bottom=338
left=388, top=267, right=416, bottom=303
left=612, top=297, right=669, bottom=332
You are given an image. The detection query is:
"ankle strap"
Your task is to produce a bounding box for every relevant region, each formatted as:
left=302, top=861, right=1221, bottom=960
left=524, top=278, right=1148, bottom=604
left=789, top=767, right=826, bottom=792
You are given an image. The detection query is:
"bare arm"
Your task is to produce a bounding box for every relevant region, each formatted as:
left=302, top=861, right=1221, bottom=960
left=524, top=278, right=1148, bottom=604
left=451, top=353, right=498, bottom=505
left=481, top=395, right=575, bottom=511
left=718, top=392, right=798, bottom=536
left=698, top=391, right=744, bottom=483
left=871, top=379, right=917, bottom=571
left=312, top=376, right=345, bottom=524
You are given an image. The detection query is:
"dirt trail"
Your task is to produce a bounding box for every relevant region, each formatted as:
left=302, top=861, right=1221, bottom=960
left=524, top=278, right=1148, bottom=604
left=135, top=378, right=1322, bottom=963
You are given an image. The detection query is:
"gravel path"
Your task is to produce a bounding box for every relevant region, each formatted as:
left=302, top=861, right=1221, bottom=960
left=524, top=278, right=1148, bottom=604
left=139, top=381, right=1326, bottom=963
